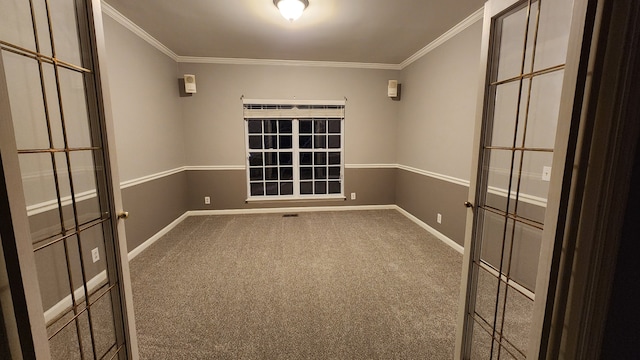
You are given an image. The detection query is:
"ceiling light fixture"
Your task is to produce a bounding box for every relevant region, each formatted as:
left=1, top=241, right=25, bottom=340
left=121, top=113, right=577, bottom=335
left=273, top=0, right=309, bottom=22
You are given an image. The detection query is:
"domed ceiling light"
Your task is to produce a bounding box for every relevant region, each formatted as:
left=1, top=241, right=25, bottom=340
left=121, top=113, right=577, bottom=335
left=273, top=0, right=309, bottom=22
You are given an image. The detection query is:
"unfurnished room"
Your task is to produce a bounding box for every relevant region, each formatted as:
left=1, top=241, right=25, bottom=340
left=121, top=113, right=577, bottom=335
left=1, top=0, right=640, bottom=359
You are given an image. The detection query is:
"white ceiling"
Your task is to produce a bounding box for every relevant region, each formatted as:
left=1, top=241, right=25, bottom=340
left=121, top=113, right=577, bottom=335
left=103, top=0, right=485, bottom=65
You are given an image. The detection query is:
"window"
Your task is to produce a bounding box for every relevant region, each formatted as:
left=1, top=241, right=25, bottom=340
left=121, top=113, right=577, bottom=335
left=244, top=100, right=345, bottom=200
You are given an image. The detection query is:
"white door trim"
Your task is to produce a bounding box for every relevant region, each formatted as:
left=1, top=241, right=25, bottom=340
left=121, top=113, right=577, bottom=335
left=90, top=0, right=140, bottom=358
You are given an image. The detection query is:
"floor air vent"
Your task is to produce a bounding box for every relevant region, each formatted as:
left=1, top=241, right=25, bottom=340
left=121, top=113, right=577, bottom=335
left=282, top=214, right=299, bottom=218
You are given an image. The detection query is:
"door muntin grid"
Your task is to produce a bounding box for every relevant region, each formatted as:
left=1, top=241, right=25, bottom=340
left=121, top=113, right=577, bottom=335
left=464, top=0, right=574, bottom=358
left=1, top=0, right=128, bottom=359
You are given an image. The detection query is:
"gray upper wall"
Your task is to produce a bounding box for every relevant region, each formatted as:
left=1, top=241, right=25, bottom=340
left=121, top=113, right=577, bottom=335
left=102, top=11, right=483, bottom=180
left=397, top=20, right=483, bottom=182
left=103, top=16, right=186, bottom=182
left=177, top=63, right=400, bottom=167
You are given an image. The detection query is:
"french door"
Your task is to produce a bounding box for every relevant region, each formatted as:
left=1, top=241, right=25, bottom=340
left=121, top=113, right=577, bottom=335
left=455, top=0, right=593, bottom=358
left=0, top=0, right=137, bottom=359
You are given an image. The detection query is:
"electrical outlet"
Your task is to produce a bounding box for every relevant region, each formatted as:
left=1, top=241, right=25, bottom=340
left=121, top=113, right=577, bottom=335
left=350, top=192, right=356, bottom=200
left=542, top=166, right=552, bottom=182
left=437, top=213, right=442, bottom=224
left=204, top=196, right=211, bottom=205
left=91, top=248, right=99, bottom=263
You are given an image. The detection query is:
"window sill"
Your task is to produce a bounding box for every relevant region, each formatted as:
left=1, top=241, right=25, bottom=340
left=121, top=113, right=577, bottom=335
left=245, top=195, right=346, bottom=203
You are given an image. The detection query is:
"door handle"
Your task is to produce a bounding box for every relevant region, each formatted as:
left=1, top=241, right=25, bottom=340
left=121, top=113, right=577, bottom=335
left=464, top=201, right=473, bottom=209
left=118, top=211, right=130, bottom=220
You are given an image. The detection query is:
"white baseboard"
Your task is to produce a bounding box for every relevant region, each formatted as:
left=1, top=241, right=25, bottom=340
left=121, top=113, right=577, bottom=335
left=187, top=204, right=396, bottom=216
left=43, top=270, right=107, bottom=324
left=394, top=206, right=464, bottom=254
left=127, top=212, right=190, bottom=261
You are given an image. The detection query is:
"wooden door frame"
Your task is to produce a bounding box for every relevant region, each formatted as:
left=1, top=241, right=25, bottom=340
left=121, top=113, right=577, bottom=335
left=454, top=1, right=502, bottom=357
left=87, top=1, right=139, bottom=358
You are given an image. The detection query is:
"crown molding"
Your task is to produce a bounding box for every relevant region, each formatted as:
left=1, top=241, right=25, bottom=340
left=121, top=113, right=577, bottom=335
left=101, top=1, right=482, bottom=71
left=100, top=1, right=179, bottom=61
left=399, top=7, right=484, bottom=70
left=177, top=56, right=401, bottom=70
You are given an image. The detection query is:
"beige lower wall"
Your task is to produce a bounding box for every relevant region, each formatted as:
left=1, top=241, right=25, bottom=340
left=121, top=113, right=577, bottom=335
left=28, top=171, right=188, bottom=311
left=121, top=171, right=188, bottom=252
left=184, top=167, right=471, bottom=250
left=395, top=168, right=542, bottom=290
left=395, top=168, right=469, bottom=246
left=186, top=168, right=396, bottom=211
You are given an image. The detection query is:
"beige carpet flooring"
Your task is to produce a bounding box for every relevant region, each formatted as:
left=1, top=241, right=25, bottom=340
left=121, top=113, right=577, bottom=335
left=129, top=210, right=464, bottom=359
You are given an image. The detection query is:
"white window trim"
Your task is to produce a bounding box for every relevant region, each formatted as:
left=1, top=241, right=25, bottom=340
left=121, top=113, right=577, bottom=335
left=243, top=100, right=346, bottom=201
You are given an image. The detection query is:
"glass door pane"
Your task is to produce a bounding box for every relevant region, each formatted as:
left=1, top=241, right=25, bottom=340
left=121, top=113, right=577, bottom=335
left=460, top=0, right=574, bottom=357
left=1, top=0, right=129, bottom=358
